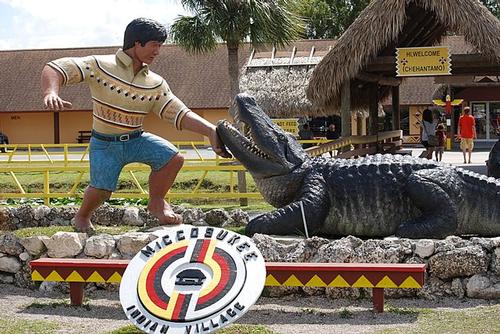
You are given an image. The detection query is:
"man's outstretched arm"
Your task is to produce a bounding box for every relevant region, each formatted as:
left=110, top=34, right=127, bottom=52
left=180, top=111, right=232, bottom=159
left=41, top=65, right=73, bottom=110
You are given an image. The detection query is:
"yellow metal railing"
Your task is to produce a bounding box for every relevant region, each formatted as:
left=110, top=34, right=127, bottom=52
left=0, top=164, right=261, bottom=205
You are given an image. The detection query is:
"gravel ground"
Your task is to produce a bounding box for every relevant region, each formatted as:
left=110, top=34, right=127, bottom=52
left=1, top=283, right=498, bottom=334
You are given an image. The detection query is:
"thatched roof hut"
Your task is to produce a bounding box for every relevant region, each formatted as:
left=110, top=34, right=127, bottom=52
left=240, top=40, right=334, bottom=117
left=306, top=0, right=500, bottom=113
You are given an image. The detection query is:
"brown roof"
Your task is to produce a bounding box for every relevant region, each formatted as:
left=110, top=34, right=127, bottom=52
left=0, top=44, right=250, bottom=112
left=241, top=39, right=335, bottom=117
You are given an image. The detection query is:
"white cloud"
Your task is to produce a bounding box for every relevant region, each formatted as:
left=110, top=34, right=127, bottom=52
left=0, top=0, right=189, bottom=50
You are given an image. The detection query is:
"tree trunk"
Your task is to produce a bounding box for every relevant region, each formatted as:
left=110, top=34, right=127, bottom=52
left=227, top=44, right=247, bottom=206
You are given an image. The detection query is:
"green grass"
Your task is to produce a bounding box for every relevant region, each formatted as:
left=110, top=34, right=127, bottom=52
left=0, top=170, right=259, bottom=194
left=0, top=317, right=59, bottom=334
left=107, top=324, right=278, bottom=334
left=378, top=304, right=500, bottom=334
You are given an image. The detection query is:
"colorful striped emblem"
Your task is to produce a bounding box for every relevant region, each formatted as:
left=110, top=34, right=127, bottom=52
left=120, top=225, right=266, bottom=334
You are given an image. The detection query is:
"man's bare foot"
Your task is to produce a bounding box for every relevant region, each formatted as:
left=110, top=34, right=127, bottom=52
left=148, top=200, right=183, bottom=225
left=72, top=216, right=96, bottom=235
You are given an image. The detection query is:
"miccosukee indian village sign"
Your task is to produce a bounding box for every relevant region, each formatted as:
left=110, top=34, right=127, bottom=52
left=396, top=46, right=451, bottom=77
left=120, top=226, right=266, bottom=334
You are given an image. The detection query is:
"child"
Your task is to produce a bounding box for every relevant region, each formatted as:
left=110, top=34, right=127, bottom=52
left=435, top=124, right=447, bottom=162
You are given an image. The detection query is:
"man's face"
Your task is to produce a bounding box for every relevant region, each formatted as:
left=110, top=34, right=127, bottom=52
left=134, top=40, right=162, bottom=64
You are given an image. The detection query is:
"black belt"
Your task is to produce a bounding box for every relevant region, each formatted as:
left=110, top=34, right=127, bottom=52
left=91, top=130, right=143, bottom=142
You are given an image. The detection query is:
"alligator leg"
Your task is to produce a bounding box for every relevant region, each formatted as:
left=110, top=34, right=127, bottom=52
left=396, top=170, right=458, bottom=238
left=246, top=173, right=330, bottom=236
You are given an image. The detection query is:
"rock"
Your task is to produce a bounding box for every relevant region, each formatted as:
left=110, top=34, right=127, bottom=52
left=204, top=209, right=230, bottom=227
left=490, top=247, right=500, bottom=276
left=292, top=237, right=331, bottom=262
left=312, top=237, right=357, bottom=263
left=0, top=273, right=14, bottom=284
left=229, top=209, right=249, bottom=226
left=117, top=232, right=156, bottom=258
left=450, top=278, right=465, bottom=298
left=33, top=205, right=51, bottom=220
left=466, top=274, right=500, bottom=299
left=20, top=236, right=49, bottom=256
left=0, top=233, right=24, bottom=255
left=418, top=276, right=452, bottom=300
left=252, top=234, right=301, bottom=262
left=414, top=239, right=435, bottom=258
left=352, top=239, right=409, bottom=263
left=93, top=204, right=124, bottom=226
left=471, top=237, right=496, bottom=252
left=429, top=246, right=489, bottom=280
left=13, top=205, right=36, bottom=228
left=434, top=239, right=456, bottom=253
left=0, top=256, right=21, bottom=273
left=43, top=232, right=86, bottom=258
left=58, top=206, right=79, bottom=221
left=122, top=207, right=144, bottom=226
left=138, top=208, right=159, bottom=227
left=0, top=207, right=13, bottom=230
left=182, top=208, right=205, bottom=225
left=84, top=234, right=116, bottom=258
left=19, top=252, right=30, bottom=262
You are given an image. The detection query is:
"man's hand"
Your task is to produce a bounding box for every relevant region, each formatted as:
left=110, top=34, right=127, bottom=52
left=209, top=127, right=232, bottom=158
left=43, top=92, right=72, bottom=111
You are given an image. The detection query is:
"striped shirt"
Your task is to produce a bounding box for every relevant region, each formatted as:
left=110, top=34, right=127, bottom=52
left=47, top=49, right=190, bottom=135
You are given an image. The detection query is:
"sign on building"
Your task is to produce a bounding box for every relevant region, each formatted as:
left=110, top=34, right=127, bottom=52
left=396, top=46, right=451, bottom=77
left=272, top=118, right=299, bottom=136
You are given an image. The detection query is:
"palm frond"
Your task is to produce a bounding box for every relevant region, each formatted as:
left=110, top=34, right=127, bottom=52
left=170, top=16, right=217, bottom=54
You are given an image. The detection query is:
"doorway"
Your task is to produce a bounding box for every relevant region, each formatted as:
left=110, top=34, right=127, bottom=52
left=471, top=101, right=500, bottom=140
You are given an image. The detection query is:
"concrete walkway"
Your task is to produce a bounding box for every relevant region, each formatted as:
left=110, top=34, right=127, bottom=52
left=410, top=147, right=490, bottom=175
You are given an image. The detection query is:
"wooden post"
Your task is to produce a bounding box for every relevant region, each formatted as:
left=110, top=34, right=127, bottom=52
left=368, top=83, right=379, bottom=136
left=372, top=288, right=384, bottom=313
left=54, top=111, right=60, bottom=144
left=392, top=86, right=400, bottom=130
left=340, top=80, right=351, bottom=138
left=69, top=282, right=85, bottom=306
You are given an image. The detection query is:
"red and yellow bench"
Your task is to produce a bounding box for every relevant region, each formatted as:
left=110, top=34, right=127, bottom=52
left=30, top=258, right=425, bottom=313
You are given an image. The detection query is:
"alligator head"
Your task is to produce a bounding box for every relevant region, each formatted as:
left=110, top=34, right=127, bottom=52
left=217, top=93, right=309, bottom=207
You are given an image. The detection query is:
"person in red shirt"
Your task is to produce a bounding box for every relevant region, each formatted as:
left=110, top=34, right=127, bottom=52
left=457, top=106, right=476, bottom=164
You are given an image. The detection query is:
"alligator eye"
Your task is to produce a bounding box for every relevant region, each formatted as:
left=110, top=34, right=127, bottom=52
left=278, top=134, right=286, bottom=140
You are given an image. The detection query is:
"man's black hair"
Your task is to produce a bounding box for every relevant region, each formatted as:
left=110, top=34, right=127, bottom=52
left=422, top=108, right=433, bottom=123
left=123, top=18, right=167, bottom=50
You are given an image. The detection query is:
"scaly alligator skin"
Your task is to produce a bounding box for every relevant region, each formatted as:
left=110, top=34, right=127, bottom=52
left=488, top=139, right=500, bottom=178
left=217, top=94, right=500, bottom=238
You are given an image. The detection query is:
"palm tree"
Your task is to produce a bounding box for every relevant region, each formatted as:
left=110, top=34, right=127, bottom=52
left=171, top=0, right=302, bottom=107
left=171, top=0, right=302, bottom=205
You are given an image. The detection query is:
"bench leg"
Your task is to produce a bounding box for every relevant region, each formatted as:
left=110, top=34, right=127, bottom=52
left=69, top=282, right=85, bottom=306
left=372, top=288, right=384, bottom=313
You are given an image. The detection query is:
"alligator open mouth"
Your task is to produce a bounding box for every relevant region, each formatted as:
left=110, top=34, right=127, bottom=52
left=216, top=93, right=307, bottom=179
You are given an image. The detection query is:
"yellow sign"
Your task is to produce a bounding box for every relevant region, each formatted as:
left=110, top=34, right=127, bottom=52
left=272, top=118, right=299, bottom=136
left=396, top=46, right=451, bottom=77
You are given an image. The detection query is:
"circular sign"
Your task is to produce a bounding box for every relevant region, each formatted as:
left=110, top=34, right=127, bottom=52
left=120, top=225, right=266, bottom=334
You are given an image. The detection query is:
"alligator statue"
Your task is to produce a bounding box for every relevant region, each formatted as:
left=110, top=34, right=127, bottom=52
left=487, top=139, right=500, bottom=178
left=216, top=93, right=500, bottom=239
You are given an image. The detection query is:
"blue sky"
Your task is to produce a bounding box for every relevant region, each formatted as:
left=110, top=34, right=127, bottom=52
left=0, top=0, right=188, bottom=50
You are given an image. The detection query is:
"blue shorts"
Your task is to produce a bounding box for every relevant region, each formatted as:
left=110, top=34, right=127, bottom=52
left=89, top=131, right=178, bottom=191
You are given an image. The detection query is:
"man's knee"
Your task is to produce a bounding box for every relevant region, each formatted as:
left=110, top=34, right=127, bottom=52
left=161, top=153, right=184, bottom=172
left=170, top=153, right=184, bottom=169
